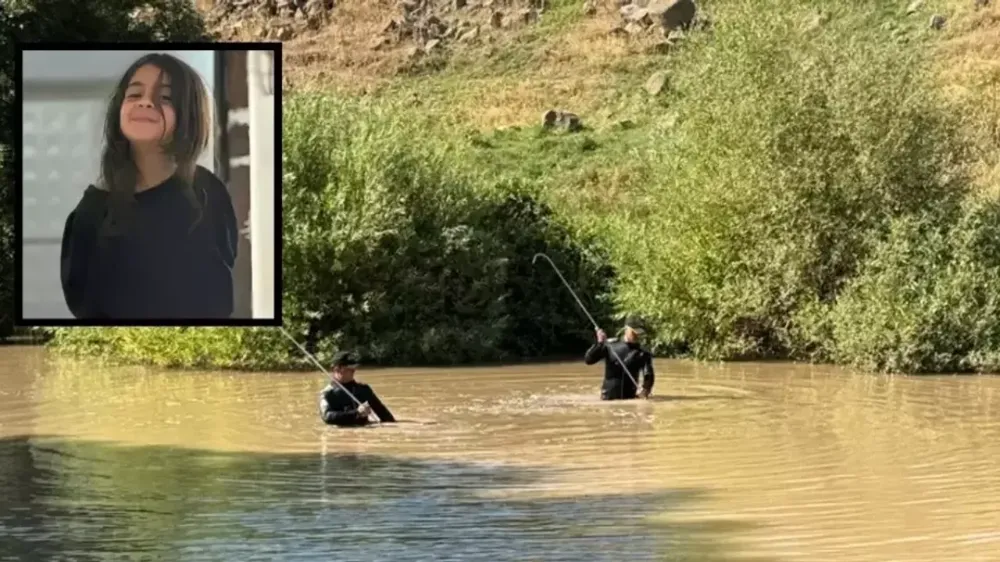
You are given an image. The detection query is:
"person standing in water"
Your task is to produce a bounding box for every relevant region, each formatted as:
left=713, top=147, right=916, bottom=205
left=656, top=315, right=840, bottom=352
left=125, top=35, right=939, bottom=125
left=319, top=351, right=396, bottom=427
left=584, top=315, right=656, bottom=400
left=60, top=53, right=238, bottom=320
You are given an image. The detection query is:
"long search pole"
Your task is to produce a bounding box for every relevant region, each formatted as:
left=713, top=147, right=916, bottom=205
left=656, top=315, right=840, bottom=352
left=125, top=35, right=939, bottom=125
left=532, top=253, right=641, bottom=390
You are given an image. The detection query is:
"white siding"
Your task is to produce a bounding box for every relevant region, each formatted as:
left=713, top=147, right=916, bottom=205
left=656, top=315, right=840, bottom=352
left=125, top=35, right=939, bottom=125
left=20, top=50, right=216, bottom=319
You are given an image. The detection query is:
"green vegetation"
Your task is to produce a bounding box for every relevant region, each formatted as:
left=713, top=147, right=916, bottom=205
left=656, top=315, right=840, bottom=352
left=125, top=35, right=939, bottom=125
left=43, top=0, right=1000, bottom=374
left=831, top=197, right=1000, bottom=373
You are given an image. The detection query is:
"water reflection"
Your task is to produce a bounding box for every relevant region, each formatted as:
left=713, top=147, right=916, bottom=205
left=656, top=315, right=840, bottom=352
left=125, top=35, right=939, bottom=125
left=0, top=435, right=749, bottom=562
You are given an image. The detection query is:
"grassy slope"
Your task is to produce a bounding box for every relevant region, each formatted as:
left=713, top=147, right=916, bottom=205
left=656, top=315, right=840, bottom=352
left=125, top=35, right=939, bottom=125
left=273, top=0, right=999, bottom=193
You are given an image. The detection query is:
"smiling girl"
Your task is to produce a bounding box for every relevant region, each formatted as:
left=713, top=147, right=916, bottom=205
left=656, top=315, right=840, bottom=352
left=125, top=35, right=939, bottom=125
left=59, top=53, right=238, bottom=320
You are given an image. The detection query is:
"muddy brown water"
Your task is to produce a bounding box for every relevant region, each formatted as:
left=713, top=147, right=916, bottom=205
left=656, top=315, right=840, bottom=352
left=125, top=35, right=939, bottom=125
left=1, top=345, right=998, bottom=561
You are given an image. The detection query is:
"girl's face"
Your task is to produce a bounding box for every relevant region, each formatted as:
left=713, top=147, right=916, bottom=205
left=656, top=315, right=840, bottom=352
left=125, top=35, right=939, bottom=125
left=119, top=63, right=176, bottom=146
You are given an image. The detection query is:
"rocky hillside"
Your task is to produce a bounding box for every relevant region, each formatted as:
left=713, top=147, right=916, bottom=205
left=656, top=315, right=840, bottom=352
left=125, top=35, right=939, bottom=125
left=201, top=0, right=999, bottom=188
left=206, top=0, right=707, bottom=86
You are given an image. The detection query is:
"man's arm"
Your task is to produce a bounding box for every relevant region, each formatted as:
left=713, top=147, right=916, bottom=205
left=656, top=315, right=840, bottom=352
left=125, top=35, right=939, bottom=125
left=584, top=342, right=607, bottom=365
left=367, top=391, right=396, bottom=423
left=642, top=352, right=655, bottom=393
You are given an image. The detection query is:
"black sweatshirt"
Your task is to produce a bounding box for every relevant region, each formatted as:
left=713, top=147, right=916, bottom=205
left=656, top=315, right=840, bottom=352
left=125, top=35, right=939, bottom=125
left=59, top=166, right=238, bottom=320
left=319, top=381, right=396, bottom=426
left=584, top=338, right=656, bottom=400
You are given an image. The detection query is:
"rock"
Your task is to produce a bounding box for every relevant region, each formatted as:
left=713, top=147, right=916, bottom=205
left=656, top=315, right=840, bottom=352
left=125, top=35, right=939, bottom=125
left=491, top=10, right=504, bottom=27
left=609, top=25, right=629, bottom=37
left=459, top=26, right=480, bottom=41
left=647, top=40, right=672, bottom=54
left=425, top=38, right=441, bottom=51
left=906, top=0, right=924, bottom=14
left=583, top=0, right=598, bottom=16
left=543, top=109, right=583, bottom=132
left=645, top=71, right=668, bottom=96
left=621, top=4, right=650, bottom=23
left=625, top=21, right=645, bottom=34
left=276, top=25, right=294, bottom=40
left=542, top=109, right=561, bottom=129
left=929, top=14, right=946, bottom=29
left=647, top=0, right=696, bottom=32
left=560, top=112, right=583, bottom=132
left=383, top=19, right=400, bottom=33
left=304, top=0, right=323, bottom=15
left=423, top=16, right=447, bottom=38
left=406, top=45, right=422, bottom=59
left=370, top=36, right=390, bottom=50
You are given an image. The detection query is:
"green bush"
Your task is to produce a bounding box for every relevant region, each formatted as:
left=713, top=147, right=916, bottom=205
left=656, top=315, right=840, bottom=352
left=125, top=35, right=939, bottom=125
left=583, top=0, right=972, bottom=363
left=280, top=95, right=614, bottom=365
left=52, top=95, right=615, bottom=368
left=49, top=327, right=288, bottom=369
left=831, top=197, right=1000, bottom=373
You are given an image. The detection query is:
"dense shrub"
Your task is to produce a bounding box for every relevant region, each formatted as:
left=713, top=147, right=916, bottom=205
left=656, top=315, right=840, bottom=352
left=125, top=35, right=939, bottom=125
left=583, top=0, right=973, bottom=363
left=831, top=197, right=1000, bottom=373
left=280, top=95, right=614, bottom=365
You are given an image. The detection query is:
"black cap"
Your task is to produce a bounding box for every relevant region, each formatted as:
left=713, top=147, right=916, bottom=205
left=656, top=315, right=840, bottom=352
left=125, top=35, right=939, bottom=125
left=623, top=315, right=647, bottom=335
left=332, top=351, right=360, bottom=367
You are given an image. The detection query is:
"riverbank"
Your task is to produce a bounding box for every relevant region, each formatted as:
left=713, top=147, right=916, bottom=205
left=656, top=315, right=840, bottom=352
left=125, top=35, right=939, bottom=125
left=7, top=0, right=1000, bottom=374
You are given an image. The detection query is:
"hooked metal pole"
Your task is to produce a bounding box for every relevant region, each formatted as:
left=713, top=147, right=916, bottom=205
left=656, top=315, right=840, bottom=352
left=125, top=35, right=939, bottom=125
left=532, top=253, right=642, bottom=390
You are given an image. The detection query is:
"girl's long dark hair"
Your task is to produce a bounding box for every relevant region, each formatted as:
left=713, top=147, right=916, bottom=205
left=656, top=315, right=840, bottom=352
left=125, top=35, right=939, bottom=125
left=99, top=53, right=213, bottom=237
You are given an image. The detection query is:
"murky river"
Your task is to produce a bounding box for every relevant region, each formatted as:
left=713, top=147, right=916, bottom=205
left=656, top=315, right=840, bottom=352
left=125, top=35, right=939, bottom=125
left=1, top=345, right=998, bottom=561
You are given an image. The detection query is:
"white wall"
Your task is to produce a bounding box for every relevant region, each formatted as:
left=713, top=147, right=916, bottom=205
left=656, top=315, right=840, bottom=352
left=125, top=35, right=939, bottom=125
left=21, top=50, right=216, bottom=320
left=247, top=50, right=276, bottom=321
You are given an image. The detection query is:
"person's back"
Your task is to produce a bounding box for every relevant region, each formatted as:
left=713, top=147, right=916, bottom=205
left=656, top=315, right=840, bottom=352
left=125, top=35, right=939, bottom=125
left=583, top=316, right=655, bottom=400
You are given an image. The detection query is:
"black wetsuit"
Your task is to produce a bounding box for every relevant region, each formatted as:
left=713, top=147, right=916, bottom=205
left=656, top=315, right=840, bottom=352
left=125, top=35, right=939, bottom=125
left=59, top=165, right=238, bottom=320
left=319, top=381, right=396, bottom=427
left=584, top=338, right=655, bottom=400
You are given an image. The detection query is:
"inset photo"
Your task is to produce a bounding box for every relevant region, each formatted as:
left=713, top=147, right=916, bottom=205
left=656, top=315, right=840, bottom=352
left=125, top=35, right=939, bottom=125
left=16, top=43, right=281, bottom=326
